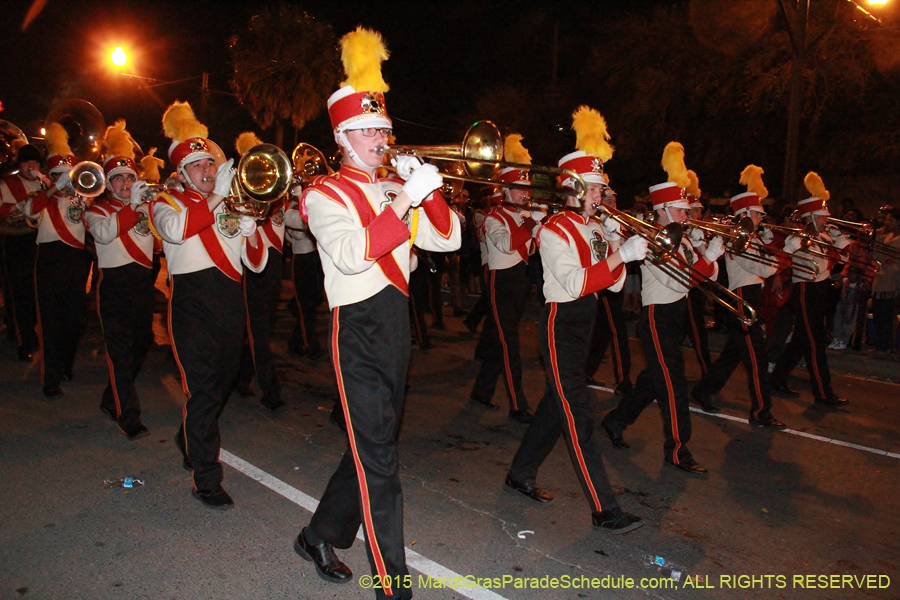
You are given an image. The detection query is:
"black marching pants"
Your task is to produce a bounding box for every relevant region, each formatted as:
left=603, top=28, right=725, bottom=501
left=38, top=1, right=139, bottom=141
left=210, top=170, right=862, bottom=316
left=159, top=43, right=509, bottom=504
left=607, top=299, right=695, bottom=465
left=238, top=248, right=283, bottom=405
left=770, top=279, right=835, bottom=401
left=509, top=296, right=619, bottom=515
left=289, top=250, right=323, bottom=357
left=463, top=266, right=490, bottom=332
left=470, top=262, right=529, bottom=412
left=97, top=262, right=155, bottom=430
left=307, top=286, right=412, bottom=600
left=2, top=232, right=38, bottom=351
left=170, top=268, right=245, bottom=492
left=35, top=241, right=90, bottom=387
left=686, top=286, right=711, bottom=376
left=694, top=284, right=774, bottom=420
left=585, top=288, right=632, bottom=390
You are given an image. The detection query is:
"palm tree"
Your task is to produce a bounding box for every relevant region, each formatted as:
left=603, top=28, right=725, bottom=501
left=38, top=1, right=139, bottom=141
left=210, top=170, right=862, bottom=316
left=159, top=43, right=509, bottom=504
left=229, top=3, right=340, bottom=148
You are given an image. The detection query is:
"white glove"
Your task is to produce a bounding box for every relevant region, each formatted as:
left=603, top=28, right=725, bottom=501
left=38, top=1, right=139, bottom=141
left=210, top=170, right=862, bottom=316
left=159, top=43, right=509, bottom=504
left=705, top=236, right=726, bottom=262
left=759, top=228, right=774, bottom=245
left=618, top=235, right=649, bottom=263
left=784, top=235, right=802, bottom=254
left=826, top=225, right=843, bottom=240
left=213, top=158, right=235, bottom=197
left=55, top=170, right=71, bottom=192
left=689, top=227, right=705, bottom=248
left=239, top=215, right=257, bottom=237
left=531, top=209, right=547, bottom=223
left=391, top=155, right=423, bottom=181
left=601, top=216, right=622, bottom=241
left=401, top=163, right=442, bottom=207
left=130, top=180, right=147, bottom=206
left=290, top=184, right=303, bottom=197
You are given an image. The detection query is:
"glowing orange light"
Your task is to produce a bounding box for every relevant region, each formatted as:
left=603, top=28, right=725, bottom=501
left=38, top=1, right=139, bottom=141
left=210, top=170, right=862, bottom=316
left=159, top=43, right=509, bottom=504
left=868, top=0, right=889, bottom=5
left=111, top=47, right=127, bottom=66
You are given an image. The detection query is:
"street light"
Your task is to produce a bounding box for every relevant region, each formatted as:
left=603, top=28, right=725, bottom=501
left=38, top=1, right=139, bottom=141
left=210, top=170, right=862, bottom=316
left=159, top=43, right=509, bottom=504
left=868, top=0, right=889, bottom=5
left=110, top=47, right=127, bottom=67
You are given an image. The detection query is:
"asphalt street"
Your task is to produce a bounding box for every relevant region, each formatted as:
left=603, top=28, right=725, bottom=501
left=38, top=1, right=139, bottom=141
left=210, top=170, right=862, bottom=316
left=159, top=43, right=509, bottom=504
left=1, top=273, right=898, bottom=600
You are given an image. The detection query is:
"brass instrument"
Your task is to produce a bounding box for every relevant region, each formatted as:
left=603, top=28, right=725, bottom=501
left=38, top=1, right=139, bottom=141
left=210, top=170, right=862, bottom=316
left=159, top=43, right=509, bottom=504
left=138, top=175, right=184, bottom=204
left=226, top=143, right=293, bottom=219
left=826, top=216, right=900, bottom=261
left=788, top=212, right=882, bottom=273
left=291, top=143, right=331, bottom=185
left=45, top=99, right=105, bottom=162
left=594, top=204, right=759, bottom=326
left=62, top=161, right=106, bottom=198
left=0, top=120, right=29, bottom=176
left=376, top=121, right=587, bottom=200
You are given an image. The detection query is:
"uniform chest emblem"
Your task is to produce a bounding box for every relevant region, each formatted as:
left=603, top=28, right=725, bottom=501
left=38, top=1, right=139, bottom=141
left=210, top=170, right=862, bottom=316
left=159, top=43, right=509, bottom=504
left=217, top=213, right=240, bottom=238
left=683, top=245, right=694, bottom=265
left=270, top=207, right=284, bottom=227
left=66, top=201, right=85, bottom=224
left=133, top=211, right=151, bottom=237
left=590, top=230, right=608, bottom=262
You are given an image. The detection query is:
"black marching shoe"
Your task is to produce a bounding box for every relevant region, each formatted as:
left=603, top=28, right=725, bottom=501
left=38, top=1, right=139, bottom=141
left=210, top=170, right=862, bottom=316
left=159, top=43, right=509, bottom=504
left=329, top=403, right=347, bottom=432
left=192, top=486, right=234, bottom=511
left=100, top=405, right=118, bottom=422
left=509, top=409, right=533, bottom=424
left=307, top=348, right=325, bottom=363
left=664, top=459, right=708, bottom=474
left=294, top=528, right=352, bottom=584
left=43, top=384, right=63, bottom=398
left=691, top=387, right=720, bottom=413
left=770, top=383, right=800, bottom=398
left=124, top=423, right=151, bottom=441
left=600, top=417, right=630, bottom=450
left=815, top=396, right=849, bottom=407
left=592, top=507, right=645, bottom=535
left=749, top=414, right=787, bottom=430
left=60, top=368, right=73, bottom=382
left=261, top=397, right=286, bottom=412
left=503, top=475, right=553, bottom=504
left=470, top=396, right=500, bottom=411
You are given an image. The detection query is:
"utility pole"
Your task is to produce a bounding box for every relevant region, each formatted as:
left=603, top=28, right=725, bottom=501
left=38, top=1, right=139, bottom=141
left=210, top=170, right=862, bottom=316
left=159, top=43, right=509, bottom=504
left=200, top=72, right=210, bottom=122
left=780, top=0, right=809, bottom=203
left=551, top=19, right=559, bottom=91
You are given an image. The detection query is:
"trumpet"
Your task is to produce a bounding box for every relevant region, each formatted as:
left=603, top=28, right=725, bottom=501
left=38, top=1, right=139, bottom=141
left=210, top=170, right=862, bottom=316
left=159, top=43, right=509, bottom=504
left=138, top=175, right=184, bottom=204
left=59, top=161, right=106, bottom=198
left=594, top=204, right=758, bottom=326
left=227, top=143, right=293, bottom=219
left=376, top=121, right=587, bottom=200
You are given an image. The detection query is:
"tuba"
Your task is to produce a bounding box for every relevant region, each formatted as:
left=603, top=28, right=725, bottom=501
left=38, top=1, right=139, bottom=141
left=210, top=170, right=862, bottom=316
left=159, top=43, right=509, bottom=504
left=45, top=99, right=105, bottom=162
left=226, top=144, right=293, bottom=219
left=0, top=120, right=29, bottom=176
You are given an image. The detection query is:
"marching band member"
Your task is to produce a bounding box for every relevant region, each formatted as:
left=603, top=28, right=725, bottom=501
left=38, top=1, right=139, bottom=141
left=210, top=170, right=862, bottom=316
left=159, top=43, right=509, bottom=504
left=468, top=135, right=543, bottom=424
left=20, top=123, right=92, bottom=397
left=0, top=144, right=42, bottom=360
left=285, top=186, right=325, bottom=363
left=83, top=121, right=155, bottom=439
left=140, top=148, right=167, bottom=286
left=769, top=172, right=851, bottom=407
left=602, top=143, right=724, bottom=474
left=462, top=188, right=498, bottom=334
left=577, top=108, right=633, bottom=395
left=150, top=101, right=266, bottom=510
left=293, top=29, right=460, bottom=599
left=504, top=107, right=648, bottom=534
left=684, top=170, right=713, bottom=382
left=691, top=166, right=786, bottom=428
left=233, top=133, right=287, bottom=411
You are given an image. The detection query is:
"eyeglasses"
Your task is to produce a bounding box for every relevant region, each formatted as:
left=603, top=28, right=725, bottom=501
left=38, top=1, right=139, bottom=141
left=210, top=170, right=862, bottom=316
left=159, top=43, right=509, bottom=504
left=359, top=128, right=392, bottom=138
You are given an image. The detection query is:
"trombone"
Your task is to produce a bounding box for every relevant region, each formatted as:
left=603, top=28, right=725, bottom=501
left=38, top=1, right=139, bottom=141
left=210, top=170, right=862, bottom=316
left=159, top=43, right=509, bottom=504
left=593, top=204, right=758, bottom=326
left=376, top=121, right=587, bottom=201
left=787, top=213, right=882, bottom=273
left=826, top=216, right=900, bottom=261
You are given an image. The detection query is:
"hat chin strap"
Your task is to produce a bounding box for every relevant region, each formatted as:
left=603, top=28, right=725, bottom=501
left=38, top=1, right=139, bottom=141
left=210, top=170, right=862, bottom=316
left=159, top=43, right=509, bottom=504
left=178, top=166, right=201, bottom=193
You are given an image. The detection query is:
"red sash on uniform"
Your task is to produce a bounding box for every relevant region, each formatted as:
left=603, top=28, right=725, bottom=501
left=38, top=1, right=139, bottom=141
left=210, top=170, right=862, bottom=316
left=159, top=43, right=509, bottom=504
left=46, top=196, right=85, bottom=249
left=491, top=207, right=531, bottom=263
left=313, top=172, right=410, bottom=295
left=170, top=189, right=243, bottom=282
left=556, top=214, right=592, bottom=267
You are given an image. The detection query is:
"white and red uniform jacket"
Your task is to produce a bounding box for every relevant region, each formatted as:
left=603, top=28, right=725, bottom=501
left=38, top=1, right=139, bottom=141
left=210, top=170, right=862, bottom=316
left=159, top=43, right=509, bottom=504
left=725, top=234, right=778, bottom=291
left=484, top=205, right=539, bottom=271
left=538, top=211, right=626, bottom=303
left=641, top=238, right=718, bottom=306
left=83, top=195, right=154, bottom=269
left=302, top=164, right=461, bottom=309
left=149, top=188, right=267, bottom=281
left=21, top=188, right=88, bottom=249
left=790, top=230, right=851, bottom=284
left=256, top=198, right=286, bottom=256
left=284, top=201, right=317, bottom=254
left=0, top=173, right=42, bottom=225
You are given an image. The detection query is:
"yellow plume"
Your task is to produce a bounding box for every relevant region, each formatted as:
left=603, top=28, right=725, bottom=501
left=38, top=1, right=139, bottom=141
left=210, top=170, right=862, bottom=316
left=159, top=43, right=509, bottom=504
left=661, top=142, right=689, bottom=188
left=572, top=106, right=614, bottom=163
left=340, top=27, right=390, bottom=93
left=504, top=134, right=532, bottom=165
left=235, top=132, right=263, bottom=155
left=739, top=165, right=768, bottom=199
left=102, top=120, right=136, bottom=160
left=140, top=148, right=165, bottom=183
left=685, top=170, right=701, bottom=198
left=803, top=171, right=830, bottom=200
left=45, top=122, right=72, bottom=157
left=162, top=101, right=208, bottom=142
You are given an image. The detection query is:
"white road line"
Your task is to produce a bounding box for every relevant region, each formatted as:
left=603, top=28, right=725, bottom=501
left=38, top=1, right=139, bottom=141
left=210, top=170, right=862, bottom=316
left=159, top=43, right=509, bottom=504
left=588, top=384, right=900, bottom=460
left=220, top=449, right=510, bottom=600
